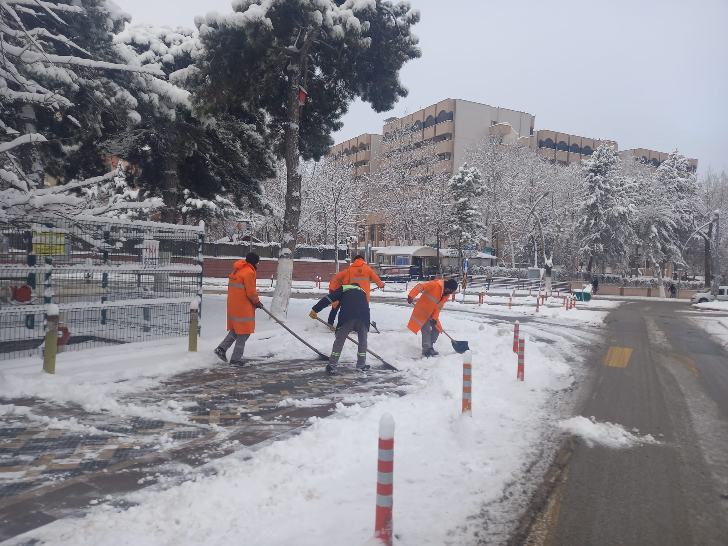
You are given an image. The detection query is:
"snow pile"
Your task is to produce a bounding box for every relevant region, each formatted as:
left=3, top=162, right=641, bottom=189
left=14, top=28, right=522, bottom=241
left=694, top=300, right=728, bottom=312
left=558, top=416, right=660, bottom=449
left=7, top=294, right=590, bottom=546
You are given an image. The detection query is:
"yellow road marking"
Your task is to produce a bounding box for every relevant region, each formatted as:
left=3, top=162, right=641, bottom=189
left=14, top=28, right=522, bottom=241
left=603, top=346, right=633, bottom=368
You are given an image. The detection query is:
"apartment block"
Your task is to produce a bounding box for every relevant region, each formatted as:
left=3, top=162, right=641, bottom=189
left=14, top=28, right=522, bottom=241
left=531, top=129, right=617, bottom=166
left=619, top=148, right=698, bottom=172
left=328, top=133, right=382, bottom=177
left=380, top=98, right=535, bottom=178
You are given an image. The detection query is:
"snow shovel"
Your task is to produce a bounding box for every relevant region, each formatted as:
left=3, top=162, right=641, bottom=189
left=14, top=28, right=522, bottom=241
left=260, top=306, right=329, bottom=362
left=441, top=329, right=470, bottom=354
left=370, top=321, right=381, bottom=334
left=313, top=317, right=399, bottom=372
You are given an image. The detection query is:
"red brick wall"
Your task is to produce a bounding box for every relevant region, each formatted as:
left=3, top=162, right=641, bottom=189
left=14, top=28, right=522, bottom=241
left=203, top=257, right=337, bottom=281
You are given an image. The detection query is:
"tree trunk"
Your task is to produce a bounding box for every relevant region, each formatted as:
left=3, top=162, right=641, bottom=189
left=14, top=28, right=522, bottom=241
left=703, top=228, right=712, bottom=289
left=161, top=157, right=179, bottom=223
left=587, top=255, right=594, bottom=273
left=271, top=35, right=313, bottom=316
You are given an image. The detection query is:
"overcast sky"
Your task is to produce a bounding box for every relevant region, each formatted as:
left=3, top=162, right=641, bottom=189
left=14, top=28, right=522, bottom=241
left=116, top=0, right=728, bottom=174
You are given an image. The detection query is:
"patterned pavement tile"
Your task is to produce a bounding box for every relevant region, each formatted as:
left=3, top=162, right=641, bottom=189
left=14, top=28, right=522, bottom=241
left=0, top=357, right=409, bottom=541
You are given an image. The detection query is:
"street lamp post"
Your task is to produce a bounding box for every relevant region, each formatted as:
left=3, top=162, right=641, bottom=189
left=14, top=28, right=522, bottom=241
left=712, top=211, right=721, bottom=296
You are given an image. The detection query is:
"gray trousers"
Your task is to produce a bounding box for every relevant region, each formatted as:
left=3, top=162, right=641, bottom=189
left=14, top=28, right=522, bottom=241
left=218, top=331, right=250, bottom=362
left=330, top=319, right=368, bottom=367
left=421, top=319, right=440, bottom=353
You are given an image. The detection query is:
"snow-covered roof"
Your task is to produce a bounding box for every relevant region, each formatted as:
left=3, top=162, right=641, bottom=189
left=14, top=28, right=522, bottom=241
left=374, top=246, right=438, bottom=257
left=438, top=249, right=496, bottom=259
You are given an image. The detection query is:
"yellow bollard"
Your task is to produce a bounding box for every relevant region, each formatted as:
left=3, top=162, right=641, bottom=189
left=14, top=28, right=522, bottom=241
left=188, top=299, right=199, bottom=352
left=43, top=304, right=59, bottom=374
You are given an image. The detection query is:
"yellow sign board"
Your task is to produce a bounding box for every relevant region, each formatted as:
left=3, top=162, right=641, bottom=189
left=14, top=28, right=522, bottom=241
left=32, top=231, right=66, bottom=256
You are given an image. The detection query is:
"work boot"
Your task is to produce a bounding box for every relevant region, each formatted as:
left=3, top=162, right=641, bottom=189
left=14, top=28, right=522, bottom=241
left=422, top=350, right=432, bottom=358
left=229, top=360, right=246, bottom=367
left=325, top=363, right=338, bottom=376
left=214, top=347, right=227, bottom=363
left=429, top=348, right=439, bottom=356
left=356, top=363, right=371, bottom=372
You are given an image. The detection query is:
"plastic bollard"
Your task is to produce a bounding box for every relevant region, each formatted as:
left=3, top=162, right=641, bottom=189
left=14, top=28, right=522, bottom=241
left=517, top=336, right=525, bottom=381
left=513, top=321, right=520, bottom=353
left=462, top=350, right=472, bottom=414
left=374, top=414, right=395, bottom=546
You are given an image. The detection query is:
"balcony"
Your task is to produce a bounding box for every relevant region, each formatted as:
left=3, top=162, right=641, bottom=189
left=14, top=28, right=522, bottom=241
left=355, top=149, right=371, bottom=163
left=435, top=120, right=454, bottom=137
left=436, top=139, right=454, bottom=156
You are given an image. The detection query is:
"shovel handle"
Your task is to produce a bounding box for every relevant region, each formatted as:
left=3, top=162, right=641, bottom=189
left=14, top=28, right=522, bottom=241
left=314, top=317, right=398, bottom=371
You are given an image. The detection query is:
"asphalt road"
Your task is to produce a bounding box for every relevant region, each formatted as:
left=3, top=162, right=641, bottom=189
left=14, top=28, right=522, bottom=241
left=526, top=302, right=728, bottom=546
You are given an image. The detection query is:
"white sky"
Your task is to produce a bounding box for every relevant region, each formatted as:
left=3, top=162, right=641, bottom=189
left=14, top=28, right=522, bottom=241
left=115, top=0, right=728, bottom=174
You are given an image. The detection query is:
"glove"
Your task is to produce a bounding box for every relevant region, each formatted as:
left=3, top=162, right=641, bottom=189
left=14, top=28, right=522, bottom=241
left=309, top=310, right=318, bottom=320
left=407, top=296, right=413, bottom=304
left=254, top=301, right=264, bottom=309
left=378, top=283, right=385, bottom=289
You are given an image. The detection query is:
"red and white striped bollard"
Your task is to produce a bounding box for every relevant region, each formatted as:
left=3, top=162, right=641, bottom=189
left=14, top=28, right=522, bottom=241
left=462, top=350, right=472, bottom=414
left=517, top=336, right=525, bottom=381
left=375, top=414, right=395, bottom=545
left=513, top=320, right=520, bottom=353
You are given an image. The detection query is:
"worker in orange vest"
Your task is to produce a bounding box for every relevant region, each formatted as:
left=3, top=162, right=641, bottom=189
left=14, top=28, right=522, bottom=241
left=407, top=278, right=458, bottom=357
left=214, top=252, right=263, bottom=366
left=326, top=255, right=384, bottom=325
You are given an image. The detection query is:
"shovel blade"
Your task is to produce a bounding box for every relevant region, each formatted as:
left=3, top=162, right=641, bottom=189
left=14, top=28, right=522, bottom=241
left=451, top=340, right=470, bottom=354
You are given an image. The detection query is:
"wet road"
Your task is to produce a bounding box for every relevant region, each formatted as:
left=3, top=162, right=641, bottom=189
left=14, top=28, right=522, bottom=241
left=526, top=302, right=728, bottom=546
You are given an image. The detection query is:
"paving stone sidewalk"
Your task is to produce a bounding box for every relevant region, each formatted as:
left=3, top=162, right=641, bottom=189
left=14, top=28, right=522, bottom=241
left=0, top=359, right=408, bottom=542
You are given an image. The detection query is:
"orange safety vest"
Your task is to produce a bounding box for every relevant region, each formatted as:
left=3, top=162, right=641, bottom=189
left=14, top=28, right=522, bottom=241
left=227, top=259, right=260, bottom=334
left=407, top=279, right=447, bottom=334
left=329, top=258, right=384, bottom=303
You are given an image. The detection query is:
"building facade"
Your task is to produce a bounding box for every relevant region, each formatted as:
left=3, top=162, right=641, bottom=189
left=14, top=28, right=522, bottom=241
left=328, top=133, right=382, bottom=177
left=619, top=148, right=698, bottom=172
left=530, top=129, right=617, bottom=166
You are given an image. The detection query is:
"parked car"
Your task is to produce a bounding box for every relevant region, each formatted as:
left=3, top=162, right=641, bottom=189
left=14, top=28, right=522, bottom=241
left=691, top=286, right=728, bottom=304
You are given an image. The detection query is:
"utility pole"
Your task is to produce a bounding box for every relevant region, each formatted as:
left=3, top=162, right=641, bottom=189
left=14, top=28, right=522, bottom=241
left=712, top=210, right=721, bottom=296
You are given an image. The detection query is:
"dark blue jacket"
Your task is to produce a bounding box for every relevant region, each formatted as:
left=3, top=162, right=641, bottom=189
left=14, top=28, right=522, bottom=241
left=313, top=284, right=370, bottom=327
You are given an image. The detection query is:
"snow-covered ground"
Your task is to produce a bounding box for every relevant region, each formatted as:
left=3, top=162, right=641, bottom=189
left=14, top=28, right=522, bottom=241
left=689, top=302, right=728, bottom=351
left=3, top=293, right=612, bottom=546
left=694, top=300, right=728, bottom=312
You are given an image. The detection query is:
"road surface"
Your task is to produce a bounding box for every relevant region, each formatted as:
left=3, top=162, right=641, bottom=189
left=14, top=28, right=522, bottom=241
left=520, top=301, right=728, bottom=546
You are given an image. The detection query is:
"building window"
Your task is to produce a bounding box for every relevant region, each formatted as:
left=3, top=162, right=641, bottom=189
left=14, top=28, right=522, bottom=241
left=569, top=143, right=581, bottom=154
left=358, top=142, right=367, bottom=152
left=436, top=110, right=454, bottom=123
left=424, top=115, right=436, bottom=128
left=438, top=152, right=452, bottom=161
left=411, top=120, right=422, bottom=132
left=650, top=158, right=660, bottom=167
left=556, top=141, right=568, bottom=151
left=582, top=146, right=593, bottom=156
left=540, top=138, right=555, bottom=149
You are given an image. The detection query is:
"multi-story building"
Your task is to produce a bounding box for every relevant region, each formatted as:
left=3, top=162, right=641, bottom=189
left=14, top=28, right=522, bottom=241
left=619, top=148, right=698, bottom=172
left=380, top=98, right=535, bottom=178
left=328, top=133, right=382, bottom=177
left=530, top=129, right=617, bottom=166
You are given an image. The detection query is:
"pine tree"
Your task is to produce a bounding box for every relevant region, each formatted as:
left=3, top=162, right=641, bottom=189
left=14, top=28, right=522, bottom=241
left=447, top=164, right=484, bottom=273
left=191, top=0, right=421, bottom=315
left=575, top=144, right=635, bottom=273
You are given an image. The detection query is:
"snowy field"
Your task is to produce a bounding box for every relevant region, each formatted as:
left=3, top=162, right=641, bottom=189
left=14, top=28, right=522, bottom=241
left=689, top=302, right=728, bottom=352
left=2, top=293, right=613, bottom=546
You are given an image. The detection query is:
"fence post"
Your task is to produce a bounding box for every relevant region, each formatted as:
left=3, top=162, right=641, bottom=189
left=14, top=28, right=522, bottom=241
left=462, top=350, right=472, bottom=414
left=43, top=304, right=59, bottom=374
left=197, top=221, right=205, bottom=336
left=513, top=320, right=520, bottom=353
left=517, top=336, right=525, bottom=381
left=375, top=413, right=395, bottom=546
left=188, top=299, right=199, bottom=352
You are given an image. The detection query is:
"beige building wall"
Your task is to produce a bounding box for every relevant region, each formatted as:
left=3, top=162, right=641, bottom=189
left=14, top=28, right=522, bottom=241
left=619, top=148, right=698, bottom=172
left=329, top=133, right=382, bottom=177
left=531, top=129, right=617, bottom=166
left=452, top=99, right=535, bottom=168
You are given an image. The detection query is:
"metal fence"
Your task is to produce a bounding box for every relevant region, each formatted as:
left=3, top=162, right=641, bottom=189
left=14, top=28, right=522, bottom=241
left=0, top=214, right=204, bottom=361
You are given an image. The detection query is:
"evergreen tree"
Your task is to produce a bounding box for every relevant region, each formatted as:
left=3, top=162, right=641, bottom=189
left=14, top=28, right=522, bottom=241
left=191, top=0, right=421, bottom=315
left=447, top=164, right=484, bottom=273
left=575, top=144, right=635, bottom=273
